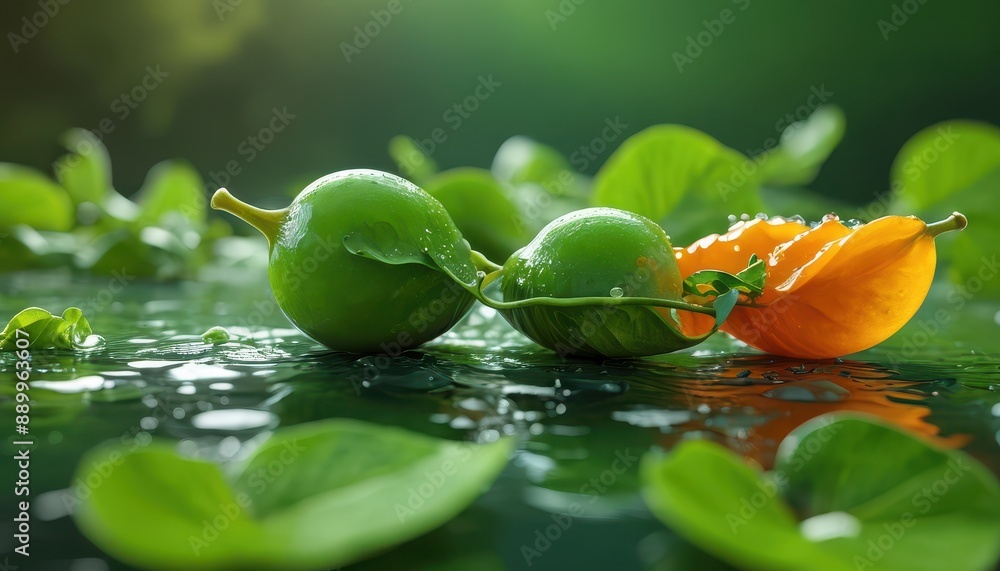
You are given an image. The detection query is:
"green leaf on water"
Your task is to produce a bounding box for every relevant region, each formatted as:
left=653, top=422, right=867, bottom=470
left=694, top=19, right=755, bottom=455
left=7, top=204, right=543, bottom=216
left=73, top=419, right=513, bottom=571
left=591, top=125, right=765, bottom=246
left=641, top=414, right=1000, bottom=571
left=0, top=307, right=103, bottom=350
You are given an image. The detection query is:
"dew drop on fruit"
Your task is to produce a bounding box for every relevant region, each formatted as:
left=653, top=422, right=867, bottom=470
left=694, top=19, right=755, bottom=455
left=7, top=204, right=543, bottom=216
left=610, top=287, right=624, bottom=298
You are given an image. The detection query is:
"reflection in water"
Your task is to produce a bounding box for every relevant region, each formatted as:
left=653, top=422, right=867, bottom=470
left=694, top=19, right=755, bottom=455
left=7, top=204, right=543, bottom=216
left=624, top=356, right=970, bottom=468
left=2, top=273, right=997, bottom=570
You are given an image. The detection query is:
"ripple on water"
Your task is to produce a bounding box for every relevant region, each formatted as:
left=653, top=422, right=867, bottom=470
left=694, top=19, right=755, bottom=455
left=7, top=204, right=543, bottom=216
left=190, top=409, right=279, bottom=431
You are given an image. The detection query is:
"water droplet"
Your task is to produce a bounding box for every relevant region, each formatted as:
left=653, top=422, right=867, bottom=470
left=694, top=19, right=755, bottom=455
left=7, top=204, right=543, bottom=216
left=845, top=218, right=864, bottom=229
left=609, top=287, right=624, bottom=298
left=787, top=214, right=806, bottom=225
left=754, top=212, right=769, bottom=220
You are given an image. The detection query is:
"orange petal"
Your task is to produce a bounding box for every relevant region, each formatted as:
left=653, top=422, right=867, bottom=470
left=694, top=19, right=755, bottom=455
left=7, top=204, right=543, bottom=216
left=725, top=215, right=944, bottom=358
left=672, top=217, right=810, bottom=336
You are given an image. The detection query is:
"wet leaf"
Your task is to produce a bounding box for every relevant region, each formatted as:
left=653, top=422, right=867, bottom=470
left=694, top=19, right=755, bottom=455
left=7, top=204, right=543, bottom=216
left=73, top=419, right=513, bottom=570
left=0, top=306, right=103, bottom=350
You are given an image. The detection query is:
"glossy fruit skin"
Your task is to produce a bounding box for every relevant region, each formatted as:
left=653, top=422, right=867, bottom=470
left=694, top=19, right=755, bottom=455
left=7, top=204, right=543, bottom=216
left=498, top=207, right=683, bottom=358
left=269, top=170, right=475, bottom=353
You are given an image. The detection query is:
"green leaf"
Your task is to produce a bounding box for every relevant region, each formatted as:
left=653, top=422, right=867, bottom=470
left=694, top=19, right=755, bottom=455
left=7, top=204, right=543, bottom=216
left=73, top=419, right=513, bottom=571
left=491, top=136, right=581, bottom=195
left=683, top=254, right=766, bottom=298
left=389, top=135, right=438, bottom=185
left=0, top=307, right=103, bottom=350
left=133, top=160, right=208, bottom=231
left=0, top=163, right=75, bottom=231
left=423, top=168, right=532, bottom=262
left=342, top=197, right=480, bottom=287
left=890, top=121, right=1000, bottom=213
left=591, top=125, right=765, bottom=246
left=887, top=121, right=1000, bottom=295
left=642, top=441, right=841, bottom=571
left=641, top=414, right=1000, bottom=571
left=54, top=128, right=113, bottom=206
left=756, top=106, right=846, bottom=186
left=776, top=416, right=1000, bottom=571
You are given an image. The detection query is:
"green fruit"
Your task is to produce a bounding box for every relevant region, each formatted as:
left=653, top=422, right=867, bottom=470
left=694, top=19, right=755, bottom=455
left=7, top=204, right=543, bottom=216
left=211, top=170, right=476, bottom=353
left=497, top=207, right=684, bottom=358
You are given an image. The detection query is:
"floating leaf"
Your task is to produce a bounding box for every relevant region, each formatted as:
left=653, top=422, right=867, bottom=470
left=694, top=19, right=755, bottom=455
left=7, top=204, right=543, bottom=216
left=0, top=307, right=103, bottom=350
left=73, top=419, right=513, bottom=570
left=641, top=414, right=1000, bottom=571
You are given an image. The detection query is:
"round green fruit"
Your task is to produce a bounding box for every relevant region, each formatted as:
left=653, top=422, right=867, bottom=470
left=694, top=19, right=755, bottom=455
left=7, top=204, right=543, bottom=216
left=497, top=207, right=684, bottom=358
left=211, top=170, right=476, bottom=353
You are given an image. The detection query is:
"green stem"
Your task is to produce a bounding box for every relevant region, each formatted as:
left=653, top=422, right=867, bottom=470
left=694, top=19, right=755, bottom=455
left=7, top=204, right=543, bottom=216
left=211, top=188, right=288, bottom=246
left=446, top=267, right=718, bottom=316
left=925, top=211, right=968, bottom=237
left=470, top=250, right=502, bottom=273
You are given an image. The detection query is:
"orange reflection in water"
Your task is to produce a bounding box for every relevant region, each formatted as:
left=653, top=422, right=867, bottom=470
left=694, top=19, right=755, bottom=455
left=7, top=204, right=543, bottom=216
left=649, top=357, right=968, bottom=468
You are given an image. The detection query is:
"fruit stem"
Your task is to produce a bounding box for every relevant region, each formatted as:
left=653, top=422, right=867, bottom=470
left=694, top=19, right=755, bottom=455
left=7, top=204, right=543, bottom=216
left=925, top=212, right=968, bottom=237
left=211, top=188, right=287, bottom=246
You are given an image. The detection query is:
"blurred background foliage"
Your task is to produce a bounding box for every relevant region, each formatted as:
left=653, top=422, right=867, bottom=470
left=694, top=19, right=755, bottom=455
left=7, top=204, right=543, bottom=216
left=2, top=0, right=998, bottom=208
